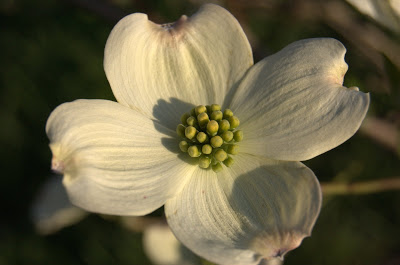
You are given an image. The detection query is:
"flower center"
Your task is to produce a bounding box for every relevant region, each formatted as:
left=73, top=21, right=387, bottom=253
left=176, top=104, right=242, bottom=172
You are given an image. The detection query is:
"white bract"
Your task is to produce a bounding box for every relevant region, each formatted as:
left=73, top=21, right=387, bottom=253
left=346, top=0, right=400, bottom=33
left=46, top=4, right=370, bottom=265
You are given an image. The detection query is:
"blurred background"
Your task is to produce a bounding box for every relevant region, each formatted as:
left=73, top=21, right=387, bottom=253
left=1, top=0, right=400, bottom=264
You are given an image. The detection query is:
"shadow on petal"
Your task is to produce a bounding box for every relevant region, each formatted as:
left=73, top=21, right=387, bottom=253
left=161, top=137, right=198, bottom=166
left=152, top=98, right=195, bottom=133
left=227, top=163, right=320, bottom=261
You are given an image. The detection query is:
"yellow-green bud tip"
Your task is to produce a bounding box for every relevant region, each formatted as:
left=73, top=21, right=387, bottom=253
left=206, top=120, right=219, bottom=136
left=228, top=116, right=240, bottom=129
left=212, top=162, right=223, bottom=173
left=196, top=132, right=208, bottom=143
left=210, top=104, right=221, bottom=112
left=210, top=136, right=223, bottom=148
left=202, top=144, right=213, bottom=154
left=186, top=116, right=197, bottom=127
left=176, top=124, right=186, bottom=138
left=227, top=145, right=239, bottom=155
left=223, top=109, right=233, bottom=119
left=195, top=105, right=207, bottom=116
left=221, top=131, right=233, bottom=142
left=210, top=110, right=223, bottom=121
left=218, top=120, right=230, bottom=133
left=179, top=141, right=189, bottom=152
left=185, top=126, right=197, bottom=140
left=233, top=130, right=243, bottom=142
left=214, top=149, right=227, bottom=162
left=181, top=113, right=190, bottom=125
left=188, top=145, right=201, bottom=157
left=199, top=156, right=211, bottom=169
left=197, top=112, right=209, bottom=128
left=223, top=156, right=234, bottom=167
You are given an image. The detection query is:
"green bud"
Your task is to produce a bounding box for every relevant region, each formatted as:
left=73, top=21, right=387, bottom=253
left=228, top=116, right=240, bottom=129
left=212, top=162, right=223, bottom=173
left=181, top=113, right=191, bottom=125
left=233, top=130, right=243, bottom=142
left=176, top=124, right=186, bottom=138
left=218, top=119, right=230, bottom=133
left=190, top=108, right=196, bottom=116
left=197, top=112, right=209, bottom=128
left=210, top=104, right=221, bottom=112
left=210, top=136, right=223, bottom=148
left=223, top=109, right=233, bottom=119
left=223, top=156, right=234, bottom=167
left=195, top=105, right=207, bottom=116
left=188, top=145, right=201, bottom=157
left=186, top=116, right=197, bottom=127
left=206, top=120, right=219, bottom=136
left=196, top=132, right=208, bottom=143
left=221, top=131, right=233, bottom=142
left=199, top=156, right=211, bottom=169
left=227, top=144, right=239, bottom=155
left=179, top=141, right=189, bottom=152
left=210, top=110, right=223, bottom=121
left=202, top=144, right=213, bottom=154
left=185, top=126, right=197, bottom=140
left=214, top=149, right=228, bottom=162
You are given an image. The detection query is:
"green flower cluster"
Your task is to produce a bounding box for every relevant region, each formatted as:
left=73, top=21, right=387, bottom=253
left=176, top=104, right=243, bottom=172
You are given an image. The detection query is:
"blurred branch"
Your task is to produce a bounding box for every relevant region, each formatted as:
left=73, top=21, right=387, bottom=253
left=318, top=1, right=400, bottom=70
left=360, top=116, right=399, bottom=154
left=321, top=177, right=400, bottom=195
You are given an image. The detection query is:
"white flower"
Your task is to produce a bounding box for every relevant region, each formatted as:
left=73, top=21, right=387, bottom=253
left=31, top=176, right=87, bottom=235
left=46, top=4, right=370, bottom=265
left=346, top=0, right=400, bottom=33
left=143, top=223, right=202, bottom=265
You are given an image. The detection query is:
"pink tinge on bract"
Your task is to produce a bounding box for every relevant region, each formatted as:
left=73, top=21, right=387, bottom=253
left=249, top=230, right=306, bottom=261
left=51, top=156, right=65, bottom=174
left=159, top=15, right=188, bottom=31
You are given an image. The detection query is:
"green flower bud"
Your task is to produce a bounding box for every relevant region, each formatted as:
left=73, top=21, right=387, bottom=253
left=218, top=119, right=230, bottom=133
left=196, top=132, right=208, bottom=143
left=212, top=162, right=223, bottom=173
left=186, top=116, right=197, bottom=127
left=214, top=149, right=228, bottom=162
left=197, top=112, right=209, bottom=128
left=221, top=131, right=233, bottom=142
left=202, top=144, right=213, bottom=154
left=228, top=116, right=240, bottom=129
left=176, top=124, right=186, bottom=138
left=227, top=144, right=239, bottom=155
left=210, top=104, right=221, bottom=112
left=206, top=120, right=219, bottom=136
left=199, top=156, right=211, bottom=169
left=185, top=126, right=197, bottom=140
left=188, top=145, right=201, bottom=157
left=177, top=104, right=243, bottom=171
left=181, top=113, right=191, bottom=125
left=195, top=105, right=207, bottom=116
left=233, top=130, right=243, bottom=142
left=210, top=136, right=223, bottom=148
left=223, top=156, right=234, bottom=167
left=223, top=109, right=233, bottom=119
left=179, top=141, right=189, bottom=152
left=210, top=110, right=223, bottom=121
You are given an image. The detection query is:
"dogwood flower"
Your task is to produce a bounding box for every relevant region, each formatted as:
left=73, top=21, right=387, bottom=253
left=46, top=4, right=370, bottom=265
